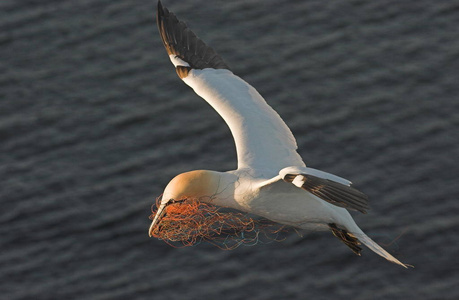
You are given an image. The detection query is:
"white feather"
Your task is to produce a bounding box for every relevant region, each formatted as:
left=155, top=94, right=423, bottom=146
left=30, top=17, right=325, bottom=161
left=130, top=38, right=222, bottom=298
left=182, top=68, right=305, bottom=177
left=279, top=166, right=352, bottom=186
left=292, top=175, right=306, bottom=188
left=169, top=54, right=190, bottom=67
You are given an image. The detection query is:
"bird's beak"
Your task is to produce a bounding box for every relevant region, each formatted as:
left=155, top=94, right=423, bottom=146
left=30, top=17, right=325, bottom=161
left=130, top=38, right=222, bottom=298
left=148, top=202, right=167, bottom=237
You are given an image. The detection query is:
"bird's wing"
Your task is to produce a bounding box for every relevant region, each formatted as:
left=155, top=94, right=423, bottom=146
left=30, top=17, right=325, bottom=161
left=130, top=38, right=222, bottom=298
left=258, top=166, right=369, bottom=213
left=157, top=1, right=305, bottom=177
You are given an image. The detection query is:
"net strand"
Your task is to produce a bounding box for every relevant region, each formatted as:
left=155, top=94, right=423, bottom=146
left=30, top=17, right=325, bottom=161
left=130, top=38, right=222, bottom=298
left=149, top=197, right=286, bottom=249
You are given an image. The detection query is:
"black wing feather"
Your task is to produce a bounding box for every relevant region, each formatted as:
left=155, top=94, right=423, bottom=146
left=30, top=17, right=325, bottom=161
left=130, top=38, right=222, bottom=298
left=157, top=1, right=230, bottom=71
left=284, top=173, right=370, bottom=213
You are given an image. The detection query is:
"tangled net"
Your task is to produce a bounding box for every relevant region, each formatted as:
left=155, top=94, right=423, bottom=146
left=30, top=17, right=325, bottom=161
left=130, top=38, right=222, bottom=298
left=149, top=197, right=285, bottom=249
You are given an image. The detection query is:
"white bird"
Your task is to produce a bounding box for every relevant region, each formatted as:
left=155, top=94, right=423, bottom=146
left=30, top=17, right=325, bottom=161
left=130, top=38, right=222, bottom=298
left=150, top=1, right=409, bottom=268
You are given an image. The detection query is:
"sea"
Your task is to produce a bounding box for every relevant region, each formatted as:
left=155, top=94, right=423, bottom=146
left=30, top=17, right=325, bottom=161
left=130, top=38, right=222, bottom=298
left=1, top=0, right=458, bottom=299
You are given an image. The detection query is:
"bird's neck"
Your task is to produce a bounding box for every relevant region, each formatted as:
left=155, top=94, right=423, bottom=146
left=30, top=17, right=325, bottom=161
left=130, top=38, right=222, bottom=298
left=199, top=171, right=241, bottom=209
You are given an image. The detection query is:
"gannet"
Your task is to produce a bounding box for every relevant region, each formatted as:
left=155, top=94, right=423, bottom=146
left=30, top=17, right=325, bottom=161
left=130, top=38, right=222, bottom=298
left=150, top=1, right=409, bottom=268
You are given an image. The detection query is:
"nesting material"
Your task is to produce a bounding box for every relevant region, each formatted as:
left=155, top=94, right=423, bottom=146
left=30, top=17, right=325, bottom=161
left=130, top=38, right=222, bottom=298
left=149, top=197, right=284, bottom=249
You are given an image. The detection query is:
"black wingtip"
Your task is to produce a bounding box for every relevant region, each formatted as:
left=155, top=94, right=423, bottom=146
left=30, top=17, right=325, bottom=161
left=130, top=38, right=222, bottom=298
left=155, top=1, right=230, bottom=71
left=157, top=1, right=164, bottom=19
left=283, top=173, right=370, bottom=214
left=156, top=1, right=165, bottom=37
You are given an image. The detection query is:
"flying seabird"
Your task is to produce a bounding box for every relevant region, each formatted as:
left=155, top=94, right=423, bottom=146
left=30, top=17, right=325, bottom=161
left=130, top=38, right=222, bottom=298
left=149, top=1, right=409, bottom=268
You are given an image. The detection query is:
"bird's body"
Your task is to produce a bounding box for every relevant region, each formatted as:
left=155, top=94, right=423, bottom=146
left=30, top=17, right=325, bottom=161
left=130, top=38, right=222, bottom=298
left=150, top=1, right=410, bottom=268
left=160, top=170, right=341, bottom=232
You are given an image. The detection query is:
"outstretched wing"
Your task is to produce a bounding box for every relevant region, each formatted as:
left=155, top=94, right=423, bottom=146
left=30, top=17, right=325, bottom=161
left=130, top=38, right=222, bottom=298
left=257, top=166, right=369, bottom=213
left=280, top=166, right=369, bottom=213
left=157, top=1, right=305, bottom=177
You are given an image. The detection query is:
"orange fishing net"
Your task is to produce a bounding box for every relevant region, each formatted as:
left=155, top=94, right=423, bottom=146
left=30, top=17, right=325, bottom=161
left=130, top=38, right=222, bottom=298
left=149, top=197, right=285, bottom=249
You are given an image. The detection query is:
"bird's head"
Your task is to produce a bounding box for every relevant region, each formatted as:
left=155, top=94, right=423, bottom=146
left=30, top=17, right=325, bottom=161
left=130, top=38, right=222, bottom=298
left=148, top=170, right=221, bottom=236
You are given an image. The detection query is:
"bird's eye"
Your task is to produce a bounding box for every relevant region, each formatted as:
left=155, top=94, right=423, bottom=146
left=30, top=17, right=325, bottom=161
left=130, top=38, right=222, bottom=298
left=168, top=198, right=186, bottom=205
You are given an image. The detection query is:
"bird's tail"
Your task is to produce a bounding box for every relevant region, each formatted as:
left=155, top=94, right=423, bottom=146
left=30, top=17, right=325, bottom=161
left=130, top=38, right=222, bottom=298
left=330, top=219, right=412, bottom=268
left=354, top=228, right=412, bottom=268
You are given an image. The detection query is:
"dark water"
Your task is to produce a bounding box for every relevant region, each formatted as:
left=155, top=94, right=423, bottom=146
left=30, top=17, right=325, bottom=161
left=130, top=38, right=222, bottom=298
left=2, top=0, right=459, bottom=299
